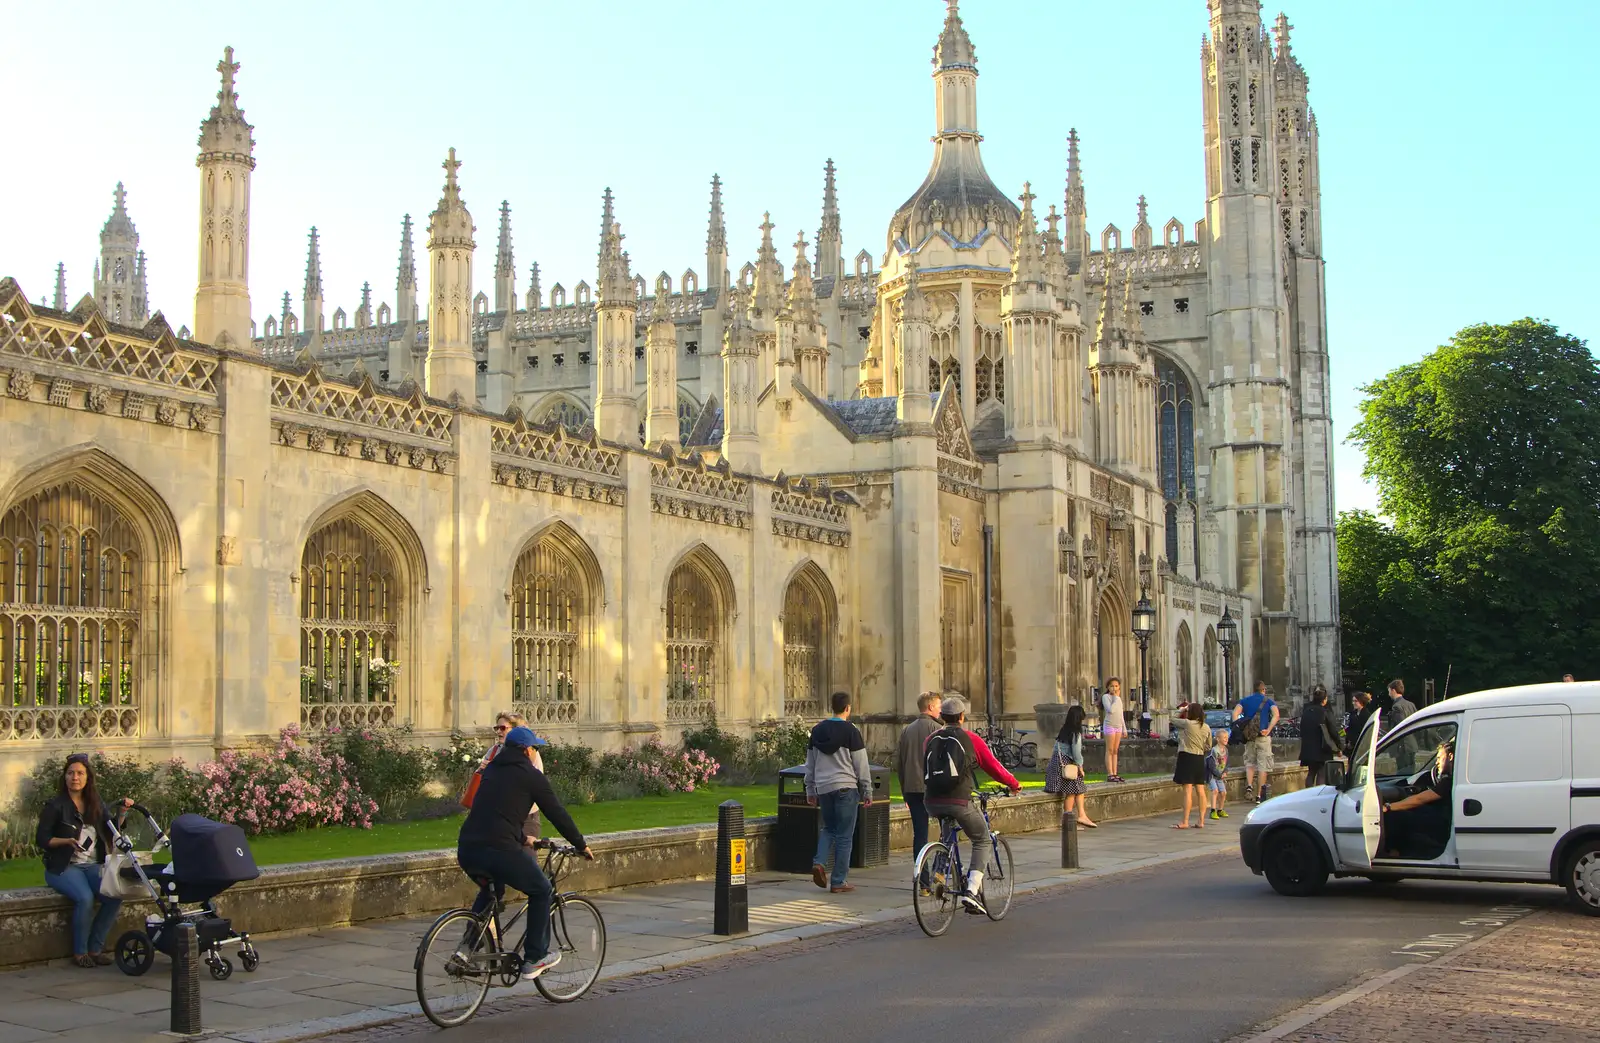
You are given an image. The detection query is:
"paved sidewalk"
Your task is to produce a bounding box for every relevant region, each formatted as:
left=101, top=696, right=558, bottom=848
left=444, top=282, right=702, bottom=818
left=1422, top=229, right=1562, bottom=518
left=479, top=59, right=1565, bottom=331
left=0, top=810, right=1245, bottom=1043
left=1231, top=908, right=1599, bottom=1043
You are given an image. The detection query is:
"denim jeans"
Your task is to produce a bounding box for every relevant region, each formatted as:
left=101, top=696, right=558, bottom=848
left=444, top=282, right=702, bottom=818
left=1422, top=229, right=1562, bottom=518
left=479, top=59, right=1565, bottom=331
left=813, top=787, right=860, bottom=887
left=44, top=863, right=122, bottom=956
left=457, top=846, right=553, bottom=962
left=905, top=793, right=930, bottom=858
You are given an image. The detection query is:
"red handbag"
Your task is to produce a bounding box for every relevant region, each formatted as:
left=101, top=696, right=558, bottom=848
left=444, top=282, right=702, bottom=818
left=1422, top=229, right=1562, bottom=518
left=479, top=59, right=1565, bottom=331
left=459, top=771, right=483, bottom=809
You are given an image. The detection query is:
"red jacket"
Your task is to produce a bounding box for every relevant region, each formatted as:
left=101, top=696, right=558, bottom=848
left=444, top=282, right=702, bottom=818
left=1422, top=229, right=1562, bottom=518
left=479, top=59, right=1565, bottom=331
left=968, top=731, right=1021, bottom=790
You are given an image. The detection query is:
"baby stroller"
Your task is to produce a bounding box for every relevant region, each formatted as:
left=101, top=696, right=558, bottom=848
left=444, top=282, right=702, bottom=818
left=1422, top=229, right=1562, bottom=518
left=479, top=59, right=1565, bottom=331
left=108, top=808, right=262, bottom=980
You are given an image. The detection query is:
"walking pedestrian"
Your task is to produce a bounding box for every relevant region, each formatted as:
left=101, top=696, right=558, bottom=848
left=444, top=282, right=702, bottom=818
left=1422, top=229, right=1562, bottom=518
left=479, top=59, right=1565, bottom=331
left=1048, top=704, right=1096, bottom=827
left=1205, top=726, right=1229, bottom=820
left=1231, top=680, right=1279, bottom=803
left=1298, top=685, right=1342, bottom=787
left=1382, top=680, right=1416, bottom=731
left=1172, top=704, right=1213, bottom=828
left=896, top=691, right=945, bottom=859
left=1100, top=678, right=1127, bottom=782
left=1342, top=690, right=1374, bottom=758
left=804, top=691, right=872, bottom=894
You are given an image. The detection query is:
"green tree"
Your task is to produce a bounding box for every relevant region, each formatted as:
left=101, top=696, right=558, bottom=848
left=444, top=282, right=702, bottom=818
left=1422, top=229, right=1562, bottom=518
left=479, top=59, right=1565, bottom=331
left=1344, top=319, right=1600, bottom=694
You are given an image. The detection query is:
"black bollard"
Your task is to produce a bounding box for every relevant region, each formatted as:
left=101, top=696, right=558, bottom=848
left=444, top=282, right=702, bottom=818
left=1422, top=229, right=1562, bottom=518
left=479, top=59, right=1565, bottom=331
left=1061, top=809, right=1080, bottom=869
left=714, top=799, right=748, bottom=936
left=170, top=921, right=203, bottom=1035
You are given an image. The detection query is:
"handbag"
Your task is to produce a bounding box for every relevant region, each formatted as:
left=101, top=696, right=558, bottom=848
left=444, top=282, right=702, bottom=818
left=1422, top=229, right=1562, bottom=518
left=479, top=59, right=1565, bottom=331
left=1043, top=749, right=1065, bottom=793
left=459, top=770, right=484, bottom=810
left=99, top=850, right=147, bottom=900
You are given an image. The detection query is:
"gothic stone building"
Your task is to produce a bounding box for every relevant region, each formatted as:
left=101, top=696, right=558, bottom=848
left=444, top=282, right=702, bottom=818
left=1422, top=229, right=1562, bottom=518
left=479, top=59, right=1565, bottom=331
left=0, top=1, right=1337, bottom=781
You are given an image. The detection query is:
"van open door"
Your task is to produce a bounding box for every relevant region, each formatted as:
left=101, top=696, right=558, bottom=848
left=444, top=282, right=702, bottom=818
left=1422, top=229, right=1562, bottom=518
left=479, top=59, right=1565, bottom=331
left=1332, top=715, right=1381, bottom=871
left=1359, top=715, right=1384, bottom=863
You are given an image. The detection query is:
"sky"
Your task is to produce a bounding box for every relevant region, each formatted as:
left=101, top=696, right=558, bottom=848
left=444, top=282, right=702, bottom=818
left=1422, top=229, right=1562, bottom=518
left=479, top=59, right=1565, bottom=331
left=2, top=0, right=1595, bottom=515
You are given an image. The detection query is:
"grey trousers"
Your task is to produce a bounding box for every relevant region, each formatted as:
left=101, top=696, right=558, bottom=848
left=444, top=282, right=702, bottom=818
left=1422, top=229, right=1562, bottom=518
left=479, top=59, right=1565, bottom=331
left=930, top=799, right=991, bottom=876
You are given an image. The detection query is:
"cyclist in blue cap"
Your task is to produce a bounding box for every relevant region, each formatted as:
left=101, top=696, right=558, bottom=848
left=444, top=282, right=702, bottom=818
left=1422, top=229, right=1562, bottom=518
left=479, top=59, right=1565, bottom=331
left=457, top=725, right=593, bottom=979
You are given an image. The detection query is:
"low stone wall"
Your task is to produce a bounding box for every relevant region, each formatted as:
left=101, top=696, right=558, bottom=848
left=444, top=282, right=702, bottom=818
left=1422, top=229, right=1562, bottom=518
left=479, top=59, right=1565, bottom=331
left=1079, top=736, right=1301, bottom=775
left=0, top=766, right=1306, bottom=969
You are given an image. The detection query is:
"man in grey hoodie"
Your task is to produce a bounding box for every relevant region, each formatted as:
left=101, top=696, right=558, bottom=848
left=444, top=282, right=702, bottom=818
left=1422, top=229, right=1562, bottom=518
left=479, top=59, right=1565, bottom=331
left=804, top=691, right=873, bottom=893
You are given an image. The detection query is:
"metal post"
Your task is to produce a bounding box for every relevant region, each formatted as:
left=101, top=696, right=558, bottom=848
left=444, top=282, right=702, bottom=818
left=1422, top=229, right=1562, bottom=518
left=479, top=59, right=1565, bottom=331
left=1060, top=809, right=1079, bottom=869
left=1138, top=639, right=1149, bottom=721
left=982, top=523, right=995, bottom=737
left=713, top=799, right=748, bottom=936
left=1222, top=646, right=1235, bottom=708
left=170, top=921, right=202, bottom=1035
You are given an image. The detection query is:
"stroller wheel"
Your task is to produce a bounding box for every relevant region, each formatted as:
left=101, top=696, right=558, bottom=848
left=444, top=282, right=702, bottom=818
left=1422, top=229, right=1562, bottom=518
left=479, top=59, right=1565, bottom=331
left=240, top=947, right=260, bottom=972
left=114, top=930, right=155, bottom=976
left=208, top=955, right=233, bottom=981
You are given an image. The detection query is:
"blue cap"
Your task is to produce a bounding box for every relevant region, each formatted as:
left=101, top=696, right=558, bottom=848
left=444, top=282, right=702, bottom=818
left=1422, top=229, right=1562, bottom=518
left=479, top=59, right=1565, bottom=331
left=504, top=726, right=547, bottom=749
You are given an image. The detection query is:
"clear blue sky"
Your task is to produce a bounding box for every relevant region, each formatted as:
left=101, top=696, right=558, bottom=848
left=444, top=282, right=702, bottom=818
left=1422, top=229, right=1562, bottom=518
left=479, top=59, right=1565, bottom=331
left=3, top=0, right=1595, bottom=515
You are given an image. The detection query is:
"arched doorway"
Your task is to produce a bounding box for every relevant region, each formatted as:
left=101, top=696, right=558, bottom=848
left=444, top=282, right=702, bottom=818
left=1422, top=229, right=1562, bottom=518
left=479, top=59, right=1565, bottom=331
left=1175, top=622, right=1194, bottom=706
left=1095, top=587, right=1129, bottom=693
left=782, top=562, right=836, bottom=719
left=1203, top=625, right=1219, bottom=706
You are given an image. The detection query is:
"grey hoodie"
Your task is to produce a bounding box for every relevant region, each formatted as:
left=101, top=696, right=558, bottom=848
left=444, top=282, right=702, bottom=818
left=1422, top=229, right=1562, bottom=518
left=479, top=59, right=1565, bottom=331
left=804, top=718, right=871, bottom=798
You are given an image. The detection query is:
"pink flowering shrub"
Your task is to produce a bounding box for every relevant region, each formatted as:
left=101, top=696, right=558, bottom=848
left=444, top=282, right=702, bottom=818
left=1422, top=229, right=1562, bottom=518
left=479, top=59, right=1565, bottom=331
left=196, top=725, right=378, bottom=834
left=599, top=739, right=719, bottom=797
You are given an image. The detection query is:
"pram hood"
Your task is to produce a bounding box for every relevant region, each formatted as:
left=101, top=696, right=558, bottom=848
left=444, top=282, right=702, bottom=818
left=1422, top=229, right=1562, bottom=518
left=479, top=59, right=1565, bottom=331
left=168, top=814, right=260, bottom=886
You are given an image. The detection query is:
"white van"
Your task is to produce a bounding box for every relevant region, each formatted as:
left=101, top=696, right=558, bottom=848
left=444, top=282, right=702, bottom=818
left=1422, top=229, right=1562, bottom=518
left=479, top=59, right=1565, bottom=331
left=1239, top=682, right=1600, bottom=914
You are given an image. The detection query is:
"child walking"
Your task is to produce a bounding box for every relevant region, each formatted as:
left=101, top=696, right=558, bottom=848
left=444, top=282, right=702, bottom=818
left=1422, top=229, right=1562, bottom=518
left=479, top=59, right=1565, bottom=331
left=1206, top=727, right=1230, bottom=820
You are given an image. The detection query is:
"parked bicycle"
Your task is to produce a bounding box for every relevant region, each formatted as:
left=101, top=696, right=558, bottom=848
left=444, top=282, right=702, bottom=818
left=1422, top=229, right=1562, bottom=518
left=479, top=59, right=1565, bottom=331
left=978, top=728, right=1038, bottom=772
left=414, top=840, right=605, bottom=1028
left=912, top=786, right=1016, bottom=937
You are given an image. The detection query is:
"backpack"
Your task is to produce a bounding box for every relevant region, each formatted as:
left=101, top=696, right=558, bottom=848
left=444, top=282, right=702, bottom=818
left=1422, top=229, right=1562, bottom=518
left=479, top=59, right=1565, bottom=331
left=1230, top=713, right=1261, bottom=746
left=923, top=732, right=968, bottom=796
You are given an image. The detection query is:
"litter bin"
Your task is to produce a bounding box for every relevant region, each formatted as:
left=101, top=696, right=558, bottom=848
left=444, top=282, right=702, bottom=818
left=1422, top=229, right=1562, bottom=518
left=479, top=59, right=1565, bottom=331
left=774, top=764, right=891, bottom=874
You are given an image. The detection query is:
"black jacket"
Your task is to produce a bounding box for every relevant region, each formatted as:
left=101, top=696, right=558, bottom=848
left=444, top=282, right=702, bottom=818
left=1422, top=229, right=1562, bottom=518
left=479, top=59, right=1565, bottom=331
left=36, top=794, right=114, bottom=875
left=1299, top=705, right=1337, bottom=764
left=458, top=746, right=585, bottom=855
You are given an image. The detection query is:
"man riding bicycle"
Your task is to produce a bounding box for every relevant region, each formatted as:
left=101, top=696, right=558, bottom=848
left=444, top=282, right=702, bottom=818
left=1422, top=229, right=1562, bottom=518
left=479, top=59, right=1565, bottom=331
left=924, top=696, right=1020, bottom=914
left=457, top=726, right=593, bottom=980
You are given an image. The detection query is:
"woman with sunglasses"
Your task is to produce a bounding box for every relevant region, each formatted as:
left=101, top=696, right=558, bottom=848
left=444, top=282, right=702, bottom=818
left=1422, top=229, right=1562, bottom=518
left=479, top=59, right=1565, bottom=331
left=35, top=754, right=135, bottom=967
left=483, top=712, right=544, bottom=836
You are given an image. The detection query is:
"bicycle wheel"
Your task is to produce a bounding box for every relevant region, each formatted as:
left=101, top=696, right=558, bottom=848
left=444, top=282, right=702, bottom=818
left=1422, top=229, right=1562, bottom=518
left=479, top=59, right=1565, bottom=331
left=534, top=896, right=607, bottom=1002
left=982, top=836, right=1015, bottom=921
left=913, top=842, right=957, bottom=937
left=415, top=909, right=494, bottom=1028
left=1019, top=741, right=1038, bottom=770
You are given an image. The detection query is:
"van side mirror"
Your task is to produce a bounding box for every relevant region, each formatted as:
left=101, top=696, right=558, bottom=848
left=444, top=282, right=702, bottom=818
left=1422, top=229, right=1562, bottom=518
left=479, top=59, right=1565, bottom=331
left=1323, top=761, right=1347, bottom=789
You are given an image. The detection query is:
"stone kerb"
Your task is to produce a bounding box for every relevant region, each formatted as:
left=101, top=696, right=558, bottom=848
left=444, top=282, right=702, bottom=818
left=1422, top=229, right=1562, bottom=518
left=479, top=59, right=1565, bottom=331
left=0, top=766, right=1307, bottom=969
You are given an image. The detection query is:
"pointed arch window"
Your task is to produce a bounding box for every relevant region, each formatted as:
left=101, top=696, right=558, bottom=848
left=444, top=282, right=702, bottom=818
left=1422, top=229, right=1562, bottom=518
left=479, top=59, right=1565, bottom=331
left=664, top=554, right=726, bottom=723
left=1155, top=356, right=1198, bottom=566
left=782, top=566, right=835, bottom=719
left=2, top=481, right=144, bottom=741
left=510, top=534, right=588, bottom=725
left=299, top=518, right=400, bottom=729
left=536, top=397, right=590, bottom=432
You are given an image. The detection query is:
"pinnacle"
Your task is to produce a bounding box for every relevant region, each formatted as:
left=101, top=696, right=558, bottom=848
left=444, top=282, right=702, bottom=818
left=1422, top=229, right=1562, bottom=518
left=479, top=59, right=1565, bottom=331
left=442, top=148, right=462, bottom=196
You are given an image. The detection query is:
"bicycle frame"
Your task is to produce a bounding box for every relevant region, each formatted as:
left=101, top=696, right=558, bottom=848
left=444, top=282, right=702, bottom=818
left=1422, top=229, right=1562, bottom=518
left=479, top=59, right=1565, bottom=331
left=932, top=790, right=1006, bottom=897
left=474, top=843, right=576, bottom=964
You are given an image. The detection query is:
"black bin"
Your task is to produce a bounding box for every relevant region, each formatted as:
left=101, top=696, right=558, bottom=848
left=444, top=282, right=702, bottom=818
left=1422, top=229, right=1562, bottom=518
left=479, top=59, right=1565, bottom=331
left=774, top=763, right=891, bottom=874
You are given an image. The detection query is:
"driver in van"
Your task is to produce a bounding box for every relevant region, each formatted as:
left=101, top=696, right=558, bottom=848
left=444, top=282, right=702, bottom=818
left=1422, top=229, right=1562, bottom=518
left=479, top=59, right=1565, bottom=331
left=1379, top=739, right=1455, bottom=859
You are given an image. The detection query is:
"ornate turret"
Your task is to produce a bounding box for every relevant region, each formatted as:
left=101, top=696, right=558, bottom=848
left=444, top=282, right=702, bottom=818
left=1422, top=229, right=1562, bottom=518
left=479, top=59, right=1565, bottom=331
left=706, top=174, right=728, bottom=293
left=355, top=282, right=372, bottom=329
left=303, top=226, right=324, bottom=339
left=53, top=263, right=67, bottom=310
left=525, top=261, right=542, bottom=311
left=94, top=182, right=149, bottom=324
left=645, top=272, right=679, bottom=448
left=889, top=0, right=1018, bottom=251
left=751, top=211, right=784, bottom=316
left=424, top=147, right=476, bottom=402
left=895, top=259, right=934, bottom=425
left=193, top=46, right=255, bottom=351
left=816, top=159, right=842, bottom=281
left=396, top=214, right=418, bottom=325
left=789, top=232, right=829, bottom=396
left=594, top=188, right=639, bottom=443
left=720, top=284, right=761, bottom=471
left=1002, top=184, right=1059, bottom=441
left=1063, top=128, right=1088, bottom=272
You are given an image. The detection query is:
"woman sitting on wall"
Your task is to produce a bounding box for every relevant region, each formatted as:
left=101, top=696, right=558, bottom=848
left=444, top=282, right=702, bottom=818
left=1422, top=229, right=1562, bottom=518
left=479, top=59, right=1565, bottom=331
left=35, top=754, right=135, bottom=967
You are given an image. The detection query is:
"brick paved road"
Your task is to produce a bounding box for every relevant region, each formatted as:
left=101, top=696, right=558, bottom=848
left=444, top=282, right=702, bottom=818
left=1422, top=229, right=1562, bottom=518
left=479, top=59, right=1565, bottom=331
left=1232, top=910, right=1599, bottom=1043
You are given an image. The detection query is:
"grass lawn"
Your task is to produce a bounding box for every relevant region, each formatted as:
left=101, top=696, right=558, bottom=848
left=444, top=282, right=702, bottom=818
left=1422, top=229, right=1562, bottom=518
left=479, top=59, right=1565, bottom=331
left=0, top=772, right=1160, bottom=892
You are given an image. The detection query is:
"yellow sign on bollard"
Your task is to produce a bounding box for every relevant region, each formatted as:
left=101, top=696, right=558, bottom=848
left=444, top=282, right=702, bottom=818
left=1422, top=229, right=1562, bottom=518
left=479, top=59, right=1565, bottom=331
left=729, top=838, right=746, bottom=884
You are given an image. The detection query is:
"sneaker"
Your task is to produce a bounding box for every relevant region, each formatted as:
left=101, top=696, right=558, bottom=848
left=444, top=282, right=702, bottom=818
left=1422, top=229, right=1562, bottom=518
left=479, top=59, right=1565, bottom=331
left=959, top=892, right=987, bottom=915
left=811, top=863, right=828, bottom=889
left=519, top=951, right=562, bottom=980
left=1218, top=809, right=1230, bottom=818
left=1208, top=809, right=1219, bottom=820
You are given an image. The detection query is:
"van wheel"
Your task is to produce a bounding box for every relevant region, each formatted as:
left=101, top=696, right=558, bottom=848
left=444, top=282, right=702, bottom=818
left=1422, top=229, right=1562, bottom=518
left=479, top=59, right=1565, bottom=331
left=1564, top=840, right=1600, bottom=916
left=1263, top=830, right=1328, bottom=897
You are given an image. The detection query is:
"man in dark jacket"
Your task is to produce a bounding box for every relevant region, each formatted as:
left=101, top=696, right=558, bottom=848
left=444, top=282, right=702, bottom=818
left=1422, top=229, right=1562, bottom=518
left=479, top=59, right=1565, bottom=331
left=458, top=726, right=592, bottom=980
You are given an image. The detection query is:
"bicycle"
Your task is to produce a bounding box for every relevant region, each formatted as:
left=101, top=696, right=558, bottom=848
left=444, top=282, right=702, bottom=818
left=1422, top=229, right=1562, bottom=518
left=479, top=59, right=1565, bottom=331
left=912, top=786, right=1016, bottom=937
left=414, top=840, right=606, bottom=1028
left=978, top=728, right=1039, bottom=772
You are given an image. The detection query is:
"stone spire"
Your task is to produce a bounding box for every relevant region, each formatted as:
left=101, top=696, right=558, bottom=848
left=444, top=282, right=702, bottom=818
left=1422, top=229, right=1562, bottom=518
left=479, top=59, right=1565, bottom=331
left=594, top=189, right=639, bottom=443
left=279, top=291, right=294, bottom=340
left=303, top=226, right=324, bottom=336
left=95, top=182, right=149, bottom=324
left=1042, top=205, right=1068, bottom=295
left=789, top=232, right=829, bottom=395
left=1132, top=194, right=1152, bottom=251
left=815, top=159, right=842, bottom=281
left=53, top=263, right=67, bottom=310
left=895, top=259, right=933, bottom=424
left=396, top=214, right=418, bottom=325
left=193, top=46, right=255, bottom=351
left=494, top=200, right=515, bottom=312
left=356, top=281, right=372, bottom=328
left=1063, top=128, right=1087, bottom=272
left=751, top=211, right=784, bottom=314
left=425, top=147, right=477, bottom=402
left=525, top=261, right=542, bottom=311
left=720, top=283, right=761, bottom=472
left=705, top=174, right=728, bottom=292
left=1010, top=183, right=1047, bottom=285
left=645, top=272, right=680, bottom=449
left=934, top=0, right=976, bottom=70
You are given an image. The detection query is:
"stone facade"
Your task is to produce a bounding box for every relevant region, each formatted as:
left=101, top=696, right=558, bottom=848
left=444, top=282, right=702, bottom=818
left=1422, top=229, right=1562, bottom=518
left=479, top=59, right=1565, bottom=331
left=0, top=1, right=1336, bottom=782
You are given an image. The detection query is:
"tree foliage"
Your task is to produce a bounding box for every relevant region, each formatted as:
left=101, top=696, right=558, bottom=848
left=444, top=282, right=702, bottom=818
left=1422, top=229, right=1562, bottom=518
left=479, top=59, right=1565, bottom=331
left=1341, top=319, right=1600, bottom=694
